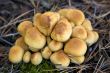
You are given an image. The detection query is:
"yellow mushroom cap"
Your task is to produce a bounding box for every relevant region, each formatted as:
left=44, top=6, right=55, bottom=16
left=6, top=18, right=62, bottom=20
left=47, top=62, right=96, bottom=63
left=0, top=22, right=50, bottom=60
left=17, top=20, right=33, bottom=36
left=31, top=52, right=42, bottom=65
left=34, top=12, right=60, bottom=36
left=86, top=30, right=99, bottom=46
left=58, top=9, right=76, bottom=27
left=58, top=8, right=73, bottom=17
left=23, top=51, right=31, bottom=63
left=69, top=55, right=85, bottom=64
left=66, top=9, right=85, bottom=25
left=94, top=31, right=99, bottom=43
left=51, top=18, right=72, bottom=42
left=64, top=38, right=87, bottom=56
left=9, top=46, right=24, bottom=63
left=50, top=50, right=70, bottom=67
left=82, top=19, right=93, bottom=30
left=41, top=46, right=52, bottom=59
left=49, top=40, right=63, bottom=52
left=72, top=26, right=87, bottom=40
left=25, top=27, right=46, bottom=52
left=15, top=37, right=28, bottom=51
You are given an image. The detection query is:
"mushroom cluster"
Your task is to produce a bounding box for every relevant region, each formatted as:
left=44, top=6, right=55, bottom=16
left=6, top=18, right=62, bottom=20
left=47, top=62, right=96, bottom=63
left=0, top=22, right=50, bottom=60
left=8, top=8, right=99, bottom=67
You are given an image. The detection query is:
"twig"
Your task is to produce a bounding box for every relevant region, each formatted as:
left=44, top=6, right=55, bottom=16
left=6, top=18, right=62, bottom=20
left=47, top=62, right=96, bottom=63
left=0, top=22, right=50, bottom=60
left=96, top=58, right=105, bottom=73
left=1, top=33, right=19, bottom=37
left=9, top=64, right=13, bottom=73
left=0, top=16, right=7, bottom=23
left=68, top=0, right=72, bottom=7
left=93, top=55, right=103, bottom=73
left=0, top=9, right=34, bottom=30
left=86, top=11, right=110, bottom=19
left=95, top=11, right=110, bottom=19
left=86, top=43, right=99, bottom=62
left=0, top=37, right=13, bottom=46
left=29, top=0, right=36, bottom=8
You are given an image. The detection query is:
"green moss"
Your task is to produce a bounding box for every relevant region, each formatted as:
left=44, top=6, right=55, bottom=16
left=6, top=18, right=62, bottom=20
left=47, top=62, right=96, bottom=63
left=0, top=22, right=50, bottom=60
left=20, top=60, right=59, bottom=73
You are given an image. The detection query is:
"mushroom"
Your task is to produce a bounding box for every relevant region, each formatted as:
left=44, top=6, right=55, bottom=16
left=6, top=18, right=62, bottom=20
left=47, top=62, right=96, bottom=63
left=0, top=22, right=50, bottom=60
left=9, top=46, right=24, bottom=63
left=58, top=8, right=85, bottom=25
left=51, top=18, right=72, bottom=42
left=31, top=52, right=42, bottom=65
left=86, top=30, right=99, bottom=46
left=15, top=37, right=28, bottom=51
left=72, top=26, right=87, bottom=40
left=41, top=46, right=52, bottom=59
left=94, top=31, right=99, bottom=43
left=66, top=9, right=85, bottom=25
left=48, top=40, right=63, bottom=52
left=23, top=51, right=31, bottom=63
left=25, top=27, right=46, bottom=52
left=82, top=19, right=93, bottom=30
left=69, top=55, right=85, bottom=64
left=64, top=38, right=87, bottom=56
left=33, top=12, right=60, bottom=36
left=58, top=8, right=72, bottom=16
left=50, top=50, right=70, bottom=67
left=17, top=20, right=33, bottom=36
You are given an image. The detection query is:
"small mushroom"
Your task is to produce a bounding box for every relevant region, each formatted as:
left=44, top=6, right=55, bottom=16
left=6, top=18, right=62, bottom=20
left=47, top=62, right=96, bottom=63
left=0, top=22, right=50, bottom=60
left=33, top=12, right=60, bottom=36
left=58, top=8, right=73, bottom=17
left=72, top=26, right=87, bottom=40
left=82, top=19, right=93, bottom=30
left=15, top=37, right=28, bottom=51
left=58, top=8, right=85, bottom=25
left=17, top=20, right=33, bottom=36
left=69, top=55, right=85, bottom=64
left=23, top=51, right=31, bottom=63
left=31, top=52, right=42, bottom=65
left=94, top=31, right=99, bottom=43
left=49, top=40, right=63, bottom=52
left=86, top=30, right=99, bottom=46
left=41, top=46, right=52, bottom=59
left=9, top=46, right=24, bottom=63
left=51, top=18, right=72, bottom=42
left=25, top=27, right=46, bottom=52
left=50, top=50, right=70, bottom=67
left=64, top=38, right=87, bottom=56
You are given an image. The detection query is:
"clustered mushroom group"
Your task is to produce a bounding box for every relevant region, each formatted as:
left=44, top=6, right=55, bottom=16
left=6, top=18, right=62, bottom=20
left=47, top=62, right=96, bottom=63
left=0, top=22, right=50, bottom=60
left=9, top=8, right=99, bottom=67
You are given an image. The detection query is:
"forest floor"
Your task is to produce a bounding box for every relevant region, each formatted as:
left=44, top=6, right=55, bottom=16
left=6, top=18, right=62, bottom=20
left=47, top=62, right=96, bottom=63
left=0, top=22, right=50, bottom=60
left=0, top=0, right=110, bottom=73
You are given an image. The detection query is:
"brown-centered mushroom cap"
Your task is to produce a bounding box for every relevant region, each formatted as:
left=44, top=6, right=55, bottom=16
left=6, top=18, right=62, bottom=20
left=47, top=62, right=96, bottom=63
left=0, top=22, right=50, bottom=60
left=51, top=18, right=72, bottom=42
left=25, top=27, right=46, bottom=52
left=69, top=55, right=85, bottom=64
left=64, top=38, right=87, bottom=56
left=34, top=12, right=60, bottom=36
left=15, top=37, right=28, bottom=51
left=72, top=26, right=87, bottom=40
left=82, top=19, right=93, bottom=30
left=41, top=46, right=52, bottom=59
left=17, top=20, right=33, bottom=36
left=9, top=45, right=24, bottom=63
left=58, top=8, right=85, bottom=25
left=86, top=30, right=99, bottom=46
left=23, top=51, right=31, bottom=63
left=49, top=40, right=63, bottom=52
left=31, top=52, right=42, bottom=65
left=66, top=9, right=85, bottom=25
left=50, top=50, right=70, bottom=67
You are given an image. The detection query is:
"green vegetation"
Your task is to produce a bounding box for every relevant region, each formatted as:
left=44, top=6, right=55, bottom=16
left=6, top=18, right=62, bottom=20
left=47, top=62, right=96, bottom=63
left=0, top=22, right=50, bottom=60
left=20, top=60, right=59, bottom=73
